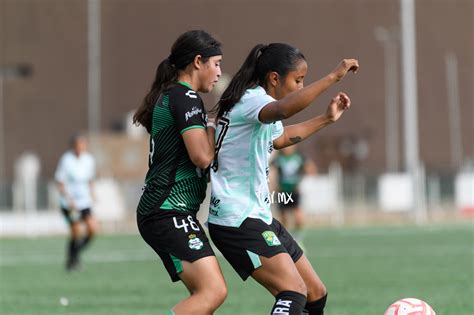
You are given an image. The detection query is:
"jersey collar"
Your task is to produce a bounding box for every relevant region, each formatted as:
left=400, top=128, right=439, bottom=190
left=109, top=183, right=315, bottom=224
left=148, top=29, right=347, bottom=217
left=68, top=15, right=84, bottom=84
left=178, top=81, right=193, bottom=90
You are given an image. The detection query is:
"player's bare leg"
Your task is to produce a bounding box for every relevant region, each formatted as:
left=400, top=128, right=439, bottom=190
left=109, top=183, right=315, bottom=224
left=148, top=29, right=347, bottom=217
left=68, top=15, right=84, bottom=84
left=80, top=215, right=98, bottom=250
left=66, top=222, right=82, bottom=271
left=280, top=210, right=289, bottom=227
left=293, top=206, right=306, bottom=248
left=294, top=207, right=304, bottom=231
left=295, top=255, right=327, bottom=314
left=252, top=253, right=306, bottom=295
left=173, top=256, right=227, bottom=315
left=252, top=253, right=308, bottom=314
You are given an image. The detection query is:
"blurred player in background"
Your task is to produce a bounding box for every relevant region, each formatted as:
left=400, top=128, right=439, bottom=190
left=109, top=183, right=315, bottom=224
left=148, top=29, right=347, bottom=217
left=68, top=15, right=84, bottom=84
left=209, top=43, right=358, bottom=315
left=133, top=30, right=226, bottom=315
left=55, top=134, right=98, bottom=272
left=271, top=144, right=317, bottom=244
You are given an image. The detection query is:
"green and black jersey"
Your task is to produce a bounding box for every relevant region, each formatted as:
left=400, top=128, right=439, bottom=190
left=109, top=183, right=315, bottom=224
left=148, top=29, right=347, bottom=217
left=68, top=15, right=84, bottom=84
left=137, top=82, right=208, bottom=216
left=272, top=152, right=305, bottom=193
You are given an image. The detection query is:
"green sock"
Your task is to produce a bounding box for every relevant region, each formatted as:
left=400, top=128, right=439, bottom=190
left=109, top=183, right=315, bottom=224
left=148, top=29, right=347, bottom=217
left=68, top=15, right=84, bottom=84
left=166, top=310, right=175, bottom=315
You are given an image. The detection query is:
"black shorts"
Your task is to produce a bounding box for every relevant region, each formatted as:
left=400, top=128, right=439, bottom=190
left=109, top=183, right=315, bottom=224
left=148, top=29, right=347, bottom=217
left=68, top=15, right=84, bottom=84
left=277, top=191, right=300, bottom=211
left=137, top=209, right=215, bottom=282
left=208, top=217, right=303, bottom=280
left=61, top=207, right=92, bottom=224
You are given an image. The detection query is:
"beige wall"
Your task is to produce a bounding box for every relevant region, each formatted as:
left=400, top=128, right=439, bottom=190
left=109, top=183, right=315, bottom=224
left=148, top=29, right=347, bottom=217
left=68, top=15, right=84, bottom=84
left=1, top=0, right=473, bottom=179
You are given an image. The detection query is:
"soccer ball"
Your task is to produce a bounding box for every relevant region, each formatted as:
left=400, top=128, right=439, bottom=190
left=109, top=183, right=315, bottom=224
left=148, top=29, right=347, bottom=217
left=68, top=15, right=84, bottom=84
left=384, top=298, right=435, bottom=315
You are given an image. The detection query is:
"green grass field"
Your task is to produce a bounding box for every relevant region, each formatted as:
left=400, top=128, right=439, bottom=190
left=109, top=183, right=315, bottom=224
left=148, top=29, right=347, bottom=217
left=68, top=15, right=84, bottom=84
left=1, top=223, right=473, bottom=315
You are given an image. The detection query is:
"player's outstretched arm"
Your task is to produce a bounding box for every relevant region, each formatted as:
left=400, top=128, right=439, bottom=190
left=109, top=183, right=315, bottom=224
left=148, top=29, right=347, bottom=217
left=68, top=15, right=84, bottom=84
left=273, top=92, right=351, bottom=149
left=259, top=59, right=359, bottom=123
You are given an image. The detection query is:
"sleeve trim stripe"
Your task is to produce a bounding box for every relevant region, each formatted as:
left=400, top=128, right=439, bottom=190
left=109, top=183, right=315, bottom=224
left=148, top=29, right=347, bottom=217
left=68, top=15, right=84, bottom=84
left=180, top=125, right=205, bottom=134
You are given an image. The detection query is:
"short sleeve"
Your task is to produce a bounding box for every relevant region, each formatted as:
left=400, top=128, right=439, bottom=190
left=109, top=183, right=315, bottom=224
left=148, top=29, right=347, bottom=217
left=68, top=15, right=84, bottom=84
left=55, top=155, right=67, bottom=183
left=169, top=86, right=206, bottom=134
left=241, top=93, right=275, bottom=124
left=271, top=120, right=284, bottom=140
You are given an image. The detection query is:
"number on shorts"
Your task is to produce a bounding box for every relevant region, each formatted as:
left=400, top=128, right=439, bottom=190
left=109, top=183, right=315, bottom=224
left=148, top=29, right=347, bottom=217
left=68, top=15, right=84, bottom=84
left=173, top=216, right=200, bottom=233
left=187, top=216, right=199, bottom=231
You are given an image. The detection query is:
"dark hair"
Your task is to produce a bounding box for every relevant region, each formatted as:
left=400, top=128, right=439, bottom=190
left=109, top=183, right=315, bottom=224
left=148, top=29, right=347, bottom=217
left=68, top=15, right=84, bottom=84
left=69, top=133, right=86, bottom=148
left=133, top=30, right=222, bottom=133
left=213, top=43, right=305, bottom=119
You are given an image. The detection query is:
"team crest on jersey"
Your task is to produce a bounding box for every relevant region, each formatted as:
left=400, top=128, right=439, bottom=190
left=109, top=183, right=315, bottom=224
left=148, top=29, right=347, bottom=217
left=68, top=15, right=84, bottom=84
left=185, top=90, right=197, bottom=99
left=262, top=231, right=281, bottom=246
left=188, top=234, right=204, bottom=250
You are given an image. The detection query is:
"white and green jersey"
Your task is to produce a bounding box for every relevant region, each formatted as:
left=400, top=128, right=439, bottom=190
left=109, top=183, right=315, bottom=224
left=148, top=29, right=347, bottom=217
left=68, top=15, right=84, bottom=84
left=209, top=86, right=284, bottom=227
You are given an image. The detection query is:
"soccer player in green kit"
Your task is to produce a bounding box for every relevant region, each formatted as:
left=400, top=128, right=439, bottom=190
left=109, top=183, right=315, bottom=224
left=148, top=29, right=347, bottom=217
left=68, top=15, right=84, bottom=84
left=209, top=43, right=358, bottom=315
left=272, top=144, right=314, bottom=241
left=133, top=30, right=226, bottom=315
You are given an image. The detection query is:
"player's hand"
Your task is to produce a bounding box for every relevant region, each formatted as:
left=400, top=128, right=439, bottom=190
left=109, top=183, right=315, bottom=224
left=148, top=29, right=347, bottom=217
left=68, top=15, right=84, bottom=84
left=331, top=59, right=359, bottom=81
left=68, top=199, right=77, bottom=210
left=325, top=92, right=351, bottom=122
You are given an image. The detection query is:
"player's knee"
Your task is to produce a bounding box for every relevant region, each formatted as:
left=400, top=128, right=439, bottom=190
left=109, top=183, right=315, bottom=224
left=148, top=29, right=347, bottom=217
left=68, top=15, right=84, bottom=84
left=198, top=279, right=227, bottom=310
left=297, top=281, right=308, bottom=297
left=319, top=283, right=327, bottom=297
left=307, top=280, right=327, bottom=301
left=89, top=226, right=98, bottom=236
left=285, top=278, right=307, bottom=297
left=87, top=221, right=99, bottom=236
left=212, top=281, right=228, bottom=305
left=212, top=284, right=228, bottom=306
left=71, top=226, right=81, bottom=238
left=198, top=286, right=227, bottom=311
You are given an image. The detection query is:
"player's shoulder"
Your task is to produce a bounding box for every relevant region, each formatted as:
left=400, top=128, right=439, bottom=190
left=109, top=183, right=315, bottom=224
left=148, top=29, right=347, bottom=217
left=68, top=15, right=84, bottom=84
left=234, top=86, right=275, bottom=121
left=167, top=83, right=201, bottom=103
left=241, top=86, right=274, bottom=103
left=58, top=151, right=78, bottom=169
left=60, top=151, right=74, bottom=162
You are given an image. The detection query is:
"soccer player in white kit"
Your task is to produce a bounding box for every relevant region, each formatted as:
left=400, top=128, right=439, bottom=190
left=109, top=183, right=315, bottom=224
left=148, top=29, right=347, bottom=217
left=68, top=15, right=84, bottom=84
left=208, top=43, right=359, bottom=315
left=55, top=134, right=98, bottom=271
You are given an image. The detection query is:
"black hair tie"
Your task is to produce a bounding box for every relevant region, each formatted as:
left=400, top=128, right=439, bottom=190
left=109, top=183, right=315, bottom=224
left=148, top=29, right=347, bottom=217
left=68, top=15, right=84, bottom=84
left=257, top=44, right=268, bottom=59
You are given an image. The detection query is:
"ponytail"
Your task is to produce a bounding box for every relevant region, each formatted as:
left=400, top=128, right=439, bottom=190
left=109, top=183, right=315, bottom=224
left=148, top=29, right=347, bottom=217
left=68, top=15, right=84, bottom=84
left=213, top=43, right=305, bottom=120
left=213, top=44, right=267, bottom=119
left=134, top=30, right=221, bottom=133
left=133, top=58, right=177, bottom=133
